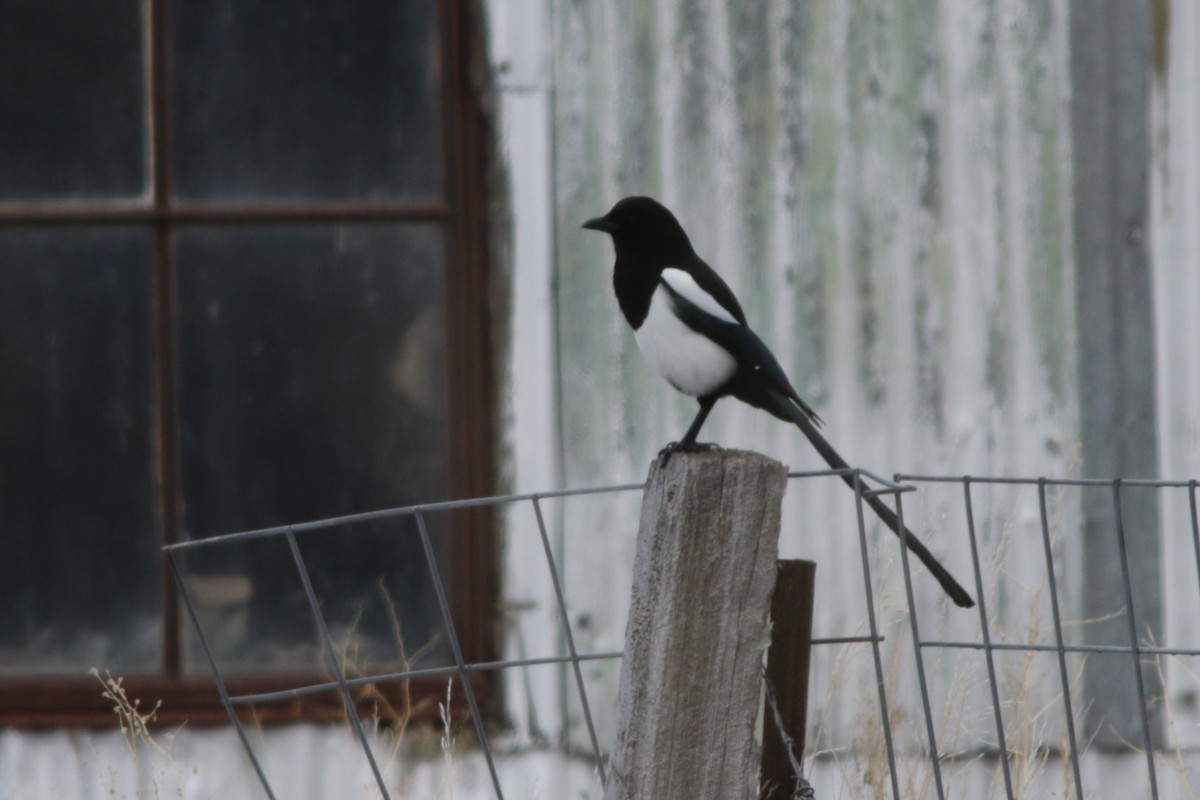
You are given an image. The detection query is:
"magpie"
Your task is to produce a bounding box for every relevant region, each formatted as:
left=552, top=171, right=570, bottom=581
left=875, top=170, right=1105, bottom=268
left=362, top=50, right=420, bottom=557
left=583, top=195, right=975, bottom=608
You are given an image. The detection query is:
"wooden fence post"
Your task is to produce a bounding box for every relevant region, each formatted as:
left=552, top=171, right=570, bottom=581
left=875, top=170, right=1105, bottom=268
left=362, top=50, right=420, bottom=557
left=604, top=449, right=787, bottom=800
left=760, top=559, right=817, bottom=799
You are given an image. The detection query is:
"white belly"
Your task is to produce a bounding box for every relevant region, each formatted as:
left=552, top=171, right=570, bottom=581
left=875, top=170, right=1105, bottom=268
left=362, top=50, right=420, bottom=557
left=634, top=284, right=737, bottom=397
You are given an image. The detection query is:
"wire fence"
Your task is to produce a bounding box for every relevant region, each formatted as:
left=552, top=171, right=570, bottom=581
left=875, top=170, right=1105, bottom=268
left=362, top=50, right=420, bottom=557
left=165, top=470, right=1200, bottom=800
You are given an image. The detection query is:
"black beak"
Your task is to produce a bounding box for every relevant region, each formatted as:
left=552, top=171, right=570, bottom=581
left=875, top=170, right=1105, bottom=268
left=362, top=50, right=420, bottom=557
left=582, top=215, right=616, bottom=233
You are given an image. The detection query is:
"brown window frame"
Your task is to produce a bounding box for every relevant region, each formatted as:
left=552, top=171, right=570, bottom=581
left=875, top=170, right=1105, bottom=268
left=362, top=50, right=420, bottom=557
left=0, top=0, right=496, bottom=727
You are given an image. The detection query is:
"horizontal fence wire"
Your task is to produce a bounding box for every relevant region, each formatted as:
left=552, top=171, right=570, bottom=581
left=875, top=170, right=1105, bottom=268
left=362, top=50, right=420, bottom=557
left=165, top=472, right=1200, bottom=800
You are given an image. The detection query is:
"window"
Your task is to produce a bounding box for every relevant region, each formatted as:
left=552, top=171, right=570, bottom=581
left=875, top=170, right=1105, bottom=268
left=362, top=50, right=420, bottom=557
left=0, top=0, right=495, bottom=724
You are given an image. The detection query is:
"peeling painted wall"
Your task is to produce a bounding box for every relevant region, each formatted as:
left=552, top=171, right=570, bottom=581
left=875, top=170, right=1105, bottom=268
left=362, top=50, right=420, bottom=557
left=556, top=0, right=1077, bottom=484
left=552, top=0, right=1087, bottom=753
left=1152, top=0, right=1200, bottom=753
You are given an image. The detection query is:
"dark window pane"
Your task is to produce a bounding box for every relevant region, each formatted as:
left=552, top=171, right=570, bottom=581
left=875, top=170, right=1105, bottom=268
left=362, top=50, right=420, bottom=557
left=0, top=1, right=147, bottom=201
left=177, top=517, right=452, bottom=674
left=0, top=228, right=158, bottom=673
left=175, top=224, right=450, bottom=671
left=171, top=0, right=442, bottom=202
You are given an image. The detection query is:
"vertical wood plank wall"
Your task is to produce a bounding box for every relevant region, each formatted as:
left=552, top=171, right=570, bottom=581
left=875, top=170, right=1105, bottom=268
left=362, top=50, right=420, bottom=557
left=550, top=0, right=1083, bottom=751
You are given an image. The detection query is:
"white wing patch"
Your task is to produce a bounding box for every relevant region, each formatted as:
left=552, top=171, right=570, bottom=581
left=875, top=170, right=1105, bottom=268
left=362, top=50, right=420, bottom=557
left=634, top=272, right=738, bottom=398
left=659, top=268, right=739, bottom=323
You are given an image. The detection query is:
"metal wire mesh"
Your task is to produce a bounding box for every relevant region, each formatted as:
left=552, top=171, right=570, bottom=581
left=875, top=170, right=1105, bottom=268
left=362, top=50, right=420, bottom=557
left=165, top=471, right=1200, bottom=800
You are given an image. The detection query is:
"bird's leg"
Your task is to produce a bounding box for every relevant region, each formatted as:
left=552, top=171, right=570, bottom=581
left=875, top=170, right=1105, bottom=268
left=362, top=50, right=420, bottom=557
left=658, top=396, right=719, bottom=465
left=678, top=396, right=717, bottom=448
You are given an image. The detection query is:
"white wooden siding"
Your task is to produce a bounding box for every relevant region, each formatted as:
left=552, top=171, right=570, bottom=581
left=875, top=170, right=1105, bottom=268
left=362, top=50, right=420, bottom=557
left=552, top=0, right=1084, bottom=755
left=1152, top=0, right=1200, bottom=752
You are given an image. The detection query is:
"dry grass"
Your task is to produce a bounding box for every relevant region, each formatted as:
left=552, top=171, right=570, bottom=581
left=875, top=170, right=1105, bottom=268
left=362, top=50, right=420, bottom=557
left=91, top=668, right=171, bottom=759
left=82, top=575, right=466, bottom=799
left=88, top=667, right=183, bottom=800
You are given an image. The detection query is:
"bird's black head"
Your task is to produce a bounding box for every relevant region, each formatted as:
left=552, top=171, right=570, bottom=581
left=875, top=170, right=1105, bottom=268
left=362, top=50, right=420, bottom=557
left=582, top=196, right=694, bottom=262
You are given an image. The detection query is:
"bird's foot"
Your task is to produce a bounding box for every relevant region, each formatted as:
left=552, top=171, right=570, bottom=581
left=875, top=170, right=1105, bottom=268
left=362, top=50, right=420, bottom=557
left=656, top=440, right=720, bottom=467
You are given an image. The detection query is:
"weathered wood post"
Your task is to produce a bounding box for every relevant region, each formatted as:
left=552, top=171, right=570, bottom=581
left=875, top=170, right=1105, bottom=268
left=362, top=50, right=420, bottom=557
left=605, top=449, right=787, bottom=800
left=761, top=559, right=817, bottom=799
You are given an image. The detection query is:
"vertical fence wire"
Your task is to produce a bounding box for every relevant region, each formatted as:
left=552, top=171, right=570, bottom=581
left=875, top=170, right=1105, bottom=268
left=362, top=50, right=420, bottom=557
left=892, top=490, right=946, bottom=800
left=852, top=474, right=904, bottom=800
left=1035, top=480, right=1085, bottom=800
left=413, top=509, right=506, bottom=800
left=284, top=528, right=393, bottom=800
left=1189, top=481, right=1200, bottom=613
left=165, top=549, right=280, bottom=800
left=1110, top=482, right=1161, bottom=794
left=962, top=479, right=1017, bottom=798
left=531, top=496, right=607, bottom=785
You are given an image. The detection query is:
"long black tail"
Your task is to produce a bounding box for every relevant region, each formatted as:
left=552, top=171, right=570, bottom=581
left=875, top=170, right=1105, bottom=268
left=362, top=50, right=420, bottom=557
left=773, top=391, right=975, bottom=608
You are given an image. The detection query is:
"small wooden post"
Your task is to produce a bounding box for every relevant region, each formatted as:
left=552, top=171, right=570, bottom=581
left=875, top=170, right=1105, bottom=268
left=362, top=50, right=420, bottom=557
left=605, top=450, right=787, bottom=800
left=760, top=560, right=817, bottom=799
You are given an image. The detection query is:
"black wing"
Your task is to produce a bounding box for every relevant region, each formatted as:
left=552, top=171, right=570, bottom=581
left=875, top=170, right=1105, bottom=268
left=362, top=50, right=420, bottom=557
left=662, top=276, right=974, bottom=608
left=660, top=277, right=821, bottom=425
left=683, top=254, right=749, bottom=326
